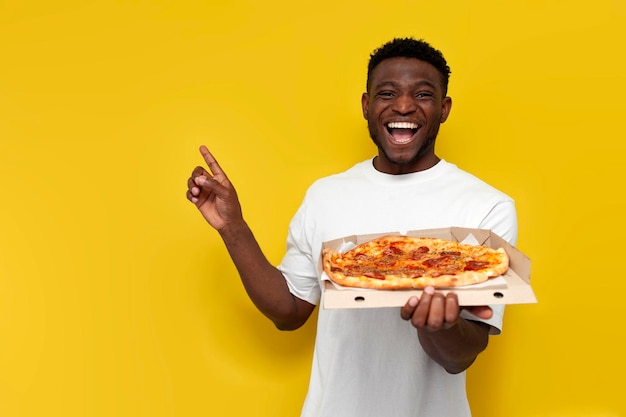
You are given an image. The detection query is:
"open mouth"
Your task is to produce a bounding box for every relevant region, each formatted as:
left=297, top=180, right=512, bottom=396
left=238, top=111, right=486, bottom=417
left=386, top=122, right=418, bottom=144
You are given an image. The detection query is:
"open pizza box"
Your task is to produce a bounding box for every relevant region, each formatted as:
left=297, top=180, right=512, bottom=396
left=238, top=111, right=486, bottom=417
left=321, top=227, right=537, bottom=309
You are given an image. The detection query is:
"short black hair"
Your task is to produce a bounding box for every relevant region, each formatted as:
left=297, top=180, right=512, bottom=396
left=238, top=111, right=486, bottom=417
left=366, top=37, right=451, bottom=95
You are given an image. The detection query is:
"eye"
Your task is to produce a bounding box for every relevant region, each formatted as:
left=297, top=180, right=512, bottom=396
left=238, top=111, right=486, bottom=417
left=416, top=92, right=434, bottom=99
left=377, top=90, right=395, bottom=99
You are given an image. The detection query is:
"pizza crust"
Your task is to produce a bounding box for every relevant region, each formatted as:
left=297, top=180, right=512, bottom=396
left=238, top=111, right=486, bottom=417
left=322, top=235, right=509, bottom=290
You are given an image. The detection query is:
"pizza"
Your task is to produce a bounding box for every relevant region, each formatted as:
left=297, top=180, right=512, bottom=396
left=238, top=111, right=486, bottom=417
left=322, top=235, right=509, bottom=290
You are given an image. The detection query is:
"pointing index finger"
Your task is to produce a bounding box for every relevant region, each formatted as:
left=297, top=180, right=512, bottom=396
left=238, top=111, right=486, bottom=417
left=199, top=145, right=226, bottom=177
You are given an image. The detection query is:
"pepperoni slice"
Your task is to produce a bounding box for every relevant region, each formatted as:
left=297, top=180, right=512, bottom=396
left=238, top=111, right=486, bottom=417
left=464, top=260, right=490, bottom=271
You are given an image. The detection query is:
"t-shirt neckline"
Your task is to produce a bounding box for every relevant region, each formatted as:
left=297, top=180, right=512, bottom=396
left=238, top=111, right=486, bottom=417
left=361, top=158, right=450, bottom=185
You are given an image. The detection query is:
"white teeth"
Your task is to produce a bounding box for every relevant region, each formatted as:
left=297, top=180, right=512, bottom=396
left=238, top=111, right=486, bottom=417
left=387, top=122, right=418, bottom=129
left=393, top=138, right=411, bottom=144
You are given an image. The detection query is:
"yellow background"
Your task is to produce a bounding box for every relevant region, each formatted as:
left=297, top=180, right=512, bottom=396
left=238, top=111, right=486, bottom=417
left=1, top=1, right=625, bottom=416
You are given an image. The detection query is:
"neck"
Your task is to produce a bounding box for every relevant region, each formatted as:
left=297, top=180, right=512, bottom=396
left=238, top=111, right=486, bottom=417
left=373, top=154, right=441, bottom=175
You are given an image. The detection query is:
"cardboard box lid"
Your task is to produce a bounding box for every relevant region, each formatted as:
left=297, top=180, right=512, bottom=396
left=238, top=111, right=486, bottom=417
left=321, top=227, right=537, bottom=309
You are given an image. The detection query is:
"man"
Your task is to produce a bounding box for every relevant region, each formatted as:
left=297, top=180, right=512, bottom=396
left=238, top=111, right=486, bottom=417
left=186, top=38, right=517, bottom=416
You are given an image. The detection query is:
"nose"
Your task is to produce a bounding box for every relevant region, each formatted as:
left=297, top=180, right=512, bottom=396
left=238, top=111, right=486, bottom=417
left=392, top=94, right=417, bottom=114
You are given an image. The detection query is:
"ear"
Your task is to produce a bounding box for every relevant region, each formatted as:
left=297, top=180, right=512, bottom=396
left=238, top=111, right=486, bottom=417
left=440, top=96, right=452, bottom=123
left=361, top=92, right=369, bottom=120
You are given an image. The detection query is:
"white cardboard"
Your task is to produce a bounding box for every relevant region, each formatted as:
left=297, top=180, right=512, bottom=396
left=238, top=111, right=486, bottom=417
left=321, top=227, right=537, bottom=309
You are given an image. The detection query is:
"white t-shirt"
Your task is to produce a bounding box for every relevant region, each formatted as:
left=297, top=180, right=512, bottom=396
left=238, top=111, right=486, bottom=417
left=278, top=159, right=517, bottom=417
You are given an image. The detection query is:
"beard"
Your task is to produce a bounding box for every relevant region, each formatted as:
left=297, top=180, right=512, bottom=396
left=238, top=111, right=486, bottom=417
left=368, top=123, right=439, bottom=167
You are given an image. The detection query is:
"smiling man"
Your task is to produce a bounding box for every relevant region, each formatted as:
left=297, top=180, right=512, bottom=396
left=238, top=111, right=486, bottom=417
left=187, top=38, right=517, bottom=417
left=363, top=53, right=452, bottom=173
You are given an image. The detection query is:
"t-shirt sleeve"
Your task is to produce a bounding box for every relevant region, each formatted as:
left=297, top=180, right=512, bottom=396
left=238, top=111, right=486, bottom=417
left=466, top=199, right=518, bottom=334
left=478, top=200, right=518, bottom=246
left=277, top=197, right=321, bottom=305
left=460, top=305, right=505, bottom=335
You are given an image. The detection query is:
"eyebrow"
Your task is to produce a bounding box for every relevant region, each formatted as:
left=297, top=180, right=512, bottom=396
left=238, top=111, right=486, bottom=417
left=373, top=80, right=438, bottom=91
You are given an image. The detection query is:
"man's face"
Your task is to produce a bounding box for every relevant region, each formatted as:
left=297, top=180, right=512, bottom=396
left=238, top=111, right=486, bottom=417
left=362, top=57, right=452, bottom=174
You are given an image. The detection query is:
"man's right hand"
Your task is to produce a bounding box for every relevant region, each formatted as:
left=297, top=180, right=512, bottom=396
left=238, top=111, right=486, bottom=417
left=185, top=145, right=315, bottom=330
left=186, top=145, right=244, bottom=232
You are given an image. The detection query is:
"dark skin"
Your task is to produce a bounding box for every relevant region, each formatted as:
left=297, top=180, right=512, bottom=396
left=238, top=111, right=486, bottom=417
left=362, top=57, right=451, bottom=174
left=363, top=57, right=493, bottom=373
left=186, top=148, right=315, bottom=331
left=187, top=56, right=493, bottom=373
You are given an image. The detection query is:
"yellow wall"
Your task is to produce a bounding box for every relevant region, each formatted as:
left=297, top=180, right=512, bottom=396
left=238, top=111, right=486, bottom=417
left=1, top=1, right=625, bottom=416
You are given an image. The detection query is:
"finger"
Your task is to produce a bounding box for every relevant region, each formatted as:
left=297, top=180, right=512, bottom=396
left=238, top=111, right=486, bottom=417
left=186, top=189, right=199, bottom=204
left=192, top=175, right=206, bottom=186
left=188, top=173, right=204, bottom=196
left=193, top=175, right=225, bottom=195
left=400, top=296, right=419, bottom=321
left=199, top=145, right=227, bottom=178
left=192, top=165, right=210, bottom=179
left=411, top=287, right=434, bottom=328
left=426, top=293, right=446, bottom=328
left=444, top=292, right=461, bottom=324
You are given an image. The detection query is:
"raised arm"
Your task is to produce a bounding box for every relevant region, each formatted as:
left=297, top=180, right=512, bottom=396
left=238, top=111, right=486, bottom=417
left=186, top=146, right=315, bottom=330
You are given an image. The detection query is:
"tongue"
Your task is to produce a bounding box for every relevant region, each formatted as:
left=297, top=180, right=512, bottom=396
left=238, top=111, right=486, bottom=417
left=391, top=128, right=414, bottom=141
